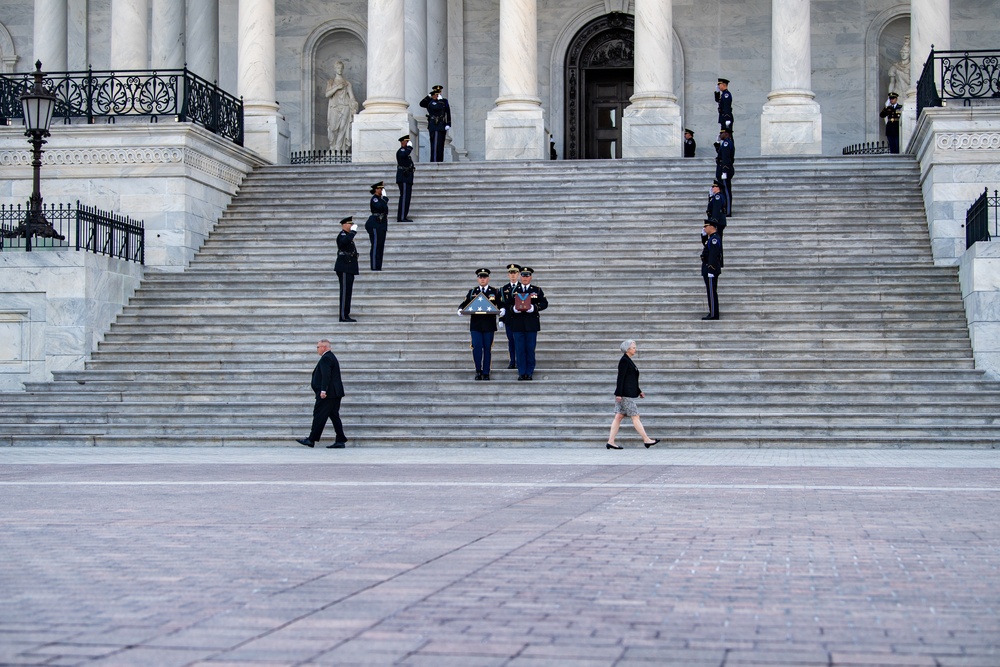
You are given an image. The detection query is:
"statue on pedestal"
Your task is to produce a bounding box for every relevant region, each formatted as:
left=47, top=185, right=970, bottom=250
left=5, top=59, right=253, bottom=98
left=887, top=36, right=911, bottom=98
left=326, top=61, right=358, bottom=152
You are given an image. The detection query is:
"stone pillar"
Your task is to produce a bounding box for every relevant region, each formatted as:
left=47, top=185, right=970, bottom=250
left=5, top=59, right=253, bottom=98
left=622, top=0, right=682, bottom=158
left=424, top=0, right=449, bottom=160
left=110, top=0, right=148, bottom=70
left=760, top=0, right=822, bottom=154
left=186, top=0, right=219, bottom=82
left=352, top=0, right=410, bottom=163
left=151, top=0, right=185, bottom=70
left=906, top=0, right=950, bottom=150
left=485, top=0, right=546, bottom=160
left=238, top=0, right=287, bottom=163
left=405, top=0, right=429, bottom=160
left=34, top=0, right=68, bottom=72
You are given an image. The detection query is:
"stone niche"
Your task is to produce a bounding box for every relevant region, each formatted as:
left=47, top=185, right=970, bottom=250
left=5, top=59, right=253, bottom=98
left=306, top=28, right=367, bottom=151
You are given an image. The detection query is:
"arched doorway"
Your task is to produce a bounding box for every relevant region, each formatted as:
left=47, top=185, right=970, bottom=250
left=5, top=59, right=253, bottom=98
left=564, top=13, right=634, bottom=159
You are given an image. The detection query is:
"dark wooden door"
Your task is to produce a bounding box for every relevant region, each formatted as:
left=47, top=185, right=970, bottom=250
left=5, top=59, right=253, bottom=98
left=585, top=69, right=633, bottom=159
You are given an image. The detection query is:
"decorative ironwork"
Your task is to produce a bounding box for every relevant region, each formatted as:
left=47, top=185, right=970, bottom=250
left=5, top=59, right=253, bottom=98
left=842, top=141, right=891, bottom=155
left=1, top=201, right=144, bottom=263
left=0, top=67, right=243, bottom=145
left=966, top=188, right=1000, bottom=249
left=918, top=48, right=1000, bottom=116
left=289, top=149, right=352, bottom=164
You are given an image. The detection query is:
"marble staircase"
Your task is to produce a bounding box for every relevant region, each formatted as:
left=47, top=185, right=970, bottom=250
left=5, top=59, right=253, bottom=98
left=3, top=156, right=999, bottom=447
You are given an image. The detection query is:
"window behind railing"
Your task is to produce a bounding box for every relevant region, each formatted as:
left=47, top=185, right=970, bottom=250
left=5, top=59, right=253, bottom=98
left=0, top=202, right=144, bottom=264
left=966, top=188, right=1000, bottom=249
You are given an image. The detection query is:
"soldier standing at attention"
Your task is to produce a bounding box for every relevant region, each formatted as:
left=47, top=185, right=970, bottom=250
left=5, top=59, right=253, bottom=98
left=395, top=135, right=414, bottom=221
left=420, top=85, right=451, bottom=162
left=880, top=92, right=903, bottom=154
left=364, top=181, right=389, bottom=271
left=701, top=219, right=724, bottom=321
left=683, top=128, right=696, bottom=157
left=501, top=264, right=521, bottom=370
left=715, top=128, right=735, bottom=216
left=505, top=267, right=548, bottom=381
left=705, top=180, right=727, bottom=239
left=335, top=216, right=359, bottom=323
left=458, top=268, right=505, bottom=381
left=715, top=77, right=733, bottom=133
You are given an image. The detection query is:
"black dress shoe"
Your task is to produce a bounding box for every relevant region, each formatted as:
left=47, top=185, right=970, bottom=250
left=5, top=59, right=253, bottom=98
left=402, top=218, right=414, bottom=222
left=701, top=315, right=719, bottom=320
left=327, top=442, right=346, bottom=449
left=482, top=374, right=490, bottom=381
left=507, top=363, right=516, bottom=369
left=606, top=443, right=623, bottom=450
left=526, top=375, right=533, bottom=381
left=296, top=438, right=315, bottom=448
left=644, top=439, right=660, bottom=448
left=475, top=373, right=482, bottom=381
left=340, top=317, right=357, bottom=323
left=517, top=375, right=527, bottom=381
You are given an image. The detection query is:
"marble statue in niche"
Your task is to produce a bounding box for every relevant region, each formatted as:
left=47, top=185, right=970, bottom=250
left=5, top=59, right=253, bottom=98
left=326, top=60, right=358, bottom=152
left=887, top=36, right=911, bottom=96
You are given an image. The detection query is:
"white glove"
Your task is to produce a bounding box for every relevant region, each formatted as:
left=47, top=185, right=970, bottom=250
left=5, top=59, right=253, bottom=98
left=498, top=321, right=504, bottom=330
left=457, top=309, right=464, bottom=316
left=707, top=273, right=715, bottom=278
left=527, top=305, right=535, bottom=313
left=445, top=125, right=450, bottom=131
left=406, top=140, right=412, bottom=147
left=725, top=120, right=731, bottom=128
left=721, top=173, right=727, bottom=180
left=498, top=308, right=506, bottom=318
left=350, top=224, right=358, bottom=232
left=886, top=98, right=891, bottom=106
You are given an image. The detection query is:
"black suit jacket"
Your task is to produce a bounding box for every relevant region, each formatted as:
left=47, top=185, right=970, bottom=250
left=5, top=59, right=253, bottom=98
left=615, top=354, right=641, bottom=398
left=311, top=350, right=345, bottom=398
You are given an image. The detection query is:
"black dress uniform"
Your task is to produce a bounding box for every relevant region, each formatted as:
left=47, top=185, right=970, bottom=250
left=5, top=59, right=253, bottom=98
left=500, top=263, right=521, bottom=369
left=706, top=182, right=727, bottom=238
left=334, top=217, right=359, bottom=322
left=701, top=221, right=724, bottom=320
left=364, top=181, right=389, bottom=271
left=715, top=131, right=735, bottom=216
left=419, top=85, right=451, bottom=162
left=459, top=268, right=504, bottom=380
left=683, top=129, right=696, bottom=157
left=395, top=135, right=414, bottom=221
left=715, top=78, right=734, bottom=132
left=504, top=268, right=549, bottom=380
left=880, top=94, right=903, bottom=154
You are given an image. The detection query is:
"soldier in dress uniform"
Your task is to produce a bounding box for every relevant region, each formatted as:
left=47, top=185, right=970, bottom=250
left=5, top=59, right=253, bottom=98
left=705, top=180, right=727, bottom=239
left=683, top=128, right=696, bottom=157
left=458, top=268, right=506, bottom=381
left=880, top=92, right=903, bottom=154
left=364, top=181, right=389, bottom=271
left=505, top=267, right=549, bottom=381
left=500, top=263, right=521, bottom=369
left=715, top=128, right=735, bottom=216
left=715, top=77, right=733, bottom=133
left=701, top=219, right=724, bottom=321
left=419, top=85, right=451, bottom=162
left=334, top=216, right=359, bottom=322
left=395, top=135, right=414, bottom=221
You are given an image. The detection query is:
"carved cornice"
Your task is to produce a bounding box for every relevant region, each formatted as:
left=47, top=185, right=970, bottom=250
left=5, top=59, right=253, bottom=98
left=935, top=132, right=1000, bottom=151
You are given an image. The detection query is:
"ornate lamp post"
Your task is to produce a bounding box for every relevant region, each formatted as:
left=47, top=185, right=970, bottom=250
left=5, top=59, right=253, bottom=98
left=20, top=60, right=61, bottom=250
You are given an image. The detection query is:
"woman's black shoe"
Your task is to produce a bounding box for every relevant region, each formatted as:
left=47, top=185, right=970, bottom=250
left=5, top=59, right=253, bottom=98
left=606, top=443, right=623, bottom=450
left=644, top=439, right=660, bottom=448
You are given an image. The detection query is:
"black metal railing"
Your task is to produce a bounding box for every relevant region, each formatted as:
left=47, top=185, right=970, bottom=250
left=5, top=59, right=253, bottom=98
left=0, top=67, right=243, bottom=145
left=290, top=149, right=352, bottom=164
left=918, top=48, right=1000, bottom=116
left=0, top=201, right=144, bottom=263
left=965, top=188, right=999, bottom=249
left=842, top=141, right=891, bottom=155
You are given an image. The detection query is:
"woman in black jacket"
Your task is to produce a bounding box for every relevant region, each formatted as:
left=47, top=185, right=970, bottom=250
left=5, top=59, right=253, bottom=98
left=607, top=339, right=660, bottom=449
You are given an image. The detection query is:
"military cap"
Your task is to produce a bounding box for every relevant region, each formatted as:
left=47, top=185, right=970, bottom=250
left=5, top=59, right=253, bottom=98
left=339, top=216, right=353, bottom=225
left=704, top=218, right=718, bottom=227
left=398, top=134, right=410, bottom=142
left=718, top=78, right=730, bottom=85
left=506, top=263, right=521, bottom=273
left=370, top=180, right=384, bottom=193
left=712, top=180, right=721, bottom=187
left=888, top=92, right=898, bottom=98
left=431, top=85, right=443, bottom=93
left=519, top=267, right=534, bottom=276
left=476, top=268, right=491, bottom=277
left=684, top=128, right=694, bottom=135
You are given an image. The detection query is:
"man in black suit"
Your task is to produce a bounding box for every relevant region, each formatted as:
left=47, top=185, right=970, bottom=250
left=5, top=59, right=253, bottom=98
left=297, top=339, right=348, bottom=448
left=335, top=216, right=359, bottom=322
left=395, top=135, right=414, bottom=221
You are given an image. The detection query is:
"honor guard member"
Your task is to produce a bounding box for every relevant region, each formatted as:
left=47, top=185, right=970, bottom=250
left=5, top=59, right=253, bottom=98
left=395, top=135, right=415, bottom=221
left=419, top=85, right=451, bottom=162
left=715, top=129, right=735, bottom=216
left=705, top=180, right=727, bottom=238
left=364, top=181, right=389, bottom=271
left=505, top=267, right=549, bottom=381
left=683, top=128, right=696, bottom=157
left=335, top=216, right=359, bottom=322
left=501, top=263, right=521, bottom=369
left=458, top=268, right=505, bottom=380
left=701, top=219, right=723, bottom=320
left=715, top=77, right=734, bottom=133
left=880, top=92, right=903, bottom=154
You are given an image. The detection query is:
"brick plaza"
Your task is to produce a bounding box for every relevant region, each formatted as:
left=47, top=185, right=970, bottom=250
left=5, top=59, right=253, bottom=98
left=1, top=448, right=998, bottom=666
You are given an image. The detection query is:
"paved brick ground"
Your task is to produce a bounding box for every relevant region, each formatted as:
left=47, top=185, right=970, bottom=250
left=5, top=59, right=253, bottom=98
left=1, top=448, right=998, bottom=666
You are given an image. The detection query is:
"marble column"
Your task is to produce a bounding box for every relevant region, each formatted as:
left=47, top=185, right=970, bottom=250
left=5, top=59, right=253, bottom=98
left=405, top=0, right=428, bottom=160
left=352, top=0, right=410, bottom=163
left=760, top=0, right=822, bottom=155
left=33, top=0, right=68, bottom=72
left=485, top=0, right=546, bottom=160
left=238, top=0, right=287, bottom=163
left=151, top=0, right=185, bottom=70
left=905, top=0, right=950, bottom=150
left=425, top=0, right=449, bottom=160
left=110, top=0, right=148, bottom=70
left=622, top=0, right=682, bottom=158
left=186, top=0, right=219, bottom=82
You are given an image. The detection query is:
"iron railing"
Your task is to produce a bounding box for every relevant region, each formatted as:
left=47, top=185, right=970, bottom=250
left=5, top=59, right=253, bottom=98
left=842, top=141, right=892, bottom=155
left=0, top=201, right=144, bottom=263
left=918, top=48, right=1000, bottom=116
left=290, top=149, right=352, bottom=164
left=0, top=67, right=243, bottom=145
left=966, top=188, right=999, bottom=249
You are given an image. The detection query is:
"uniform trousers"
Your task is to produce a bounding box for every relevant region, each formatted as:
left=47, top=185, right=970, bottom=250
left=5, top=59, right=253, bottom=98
left=337, top=271, right=354, bottom=320
left=428, top=130, right=446, bottom=162
left=886, top=123, right=900, bottom=154
left=704, top=274, right=720, bottom=319
left=309, top=395, right=346, bottom=443
left=715, top=166, right=734, bottom=216
left=396, top=182, right=412, bottom=221
left=505, top=328, right=516, bottom=366
left=513, top=331, right=538, bottom=376
left=470, top=330, right=495, bottom=375
left=365, top=220, right=387, bottom=271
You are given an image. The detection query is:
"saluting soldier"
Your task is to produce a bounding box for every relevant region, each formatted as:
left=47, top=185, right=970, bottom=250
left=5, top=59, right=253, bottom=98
left=715, top=77, right=733, bottom=133
left=880, top=92, right=903, bottom=154
left=500, top=263, right=521, bottom=369
left=458, top=268, right=506, bottom=381
left=701, top=219, right=724, bottom=321
left=334, top=216, right=359, bottom=322
left=364, top=181, right=389, bottom=271
left=505, top=267, right=549, bottom=381
left=420, top=85, right=451, bottom=162
left=715, top=129, right=735, bottom=216
left=395, top=135, right=415, bottom=221
left=683, top=128, right=696, bottom=158
left=705, top=180, right=727, bottom=239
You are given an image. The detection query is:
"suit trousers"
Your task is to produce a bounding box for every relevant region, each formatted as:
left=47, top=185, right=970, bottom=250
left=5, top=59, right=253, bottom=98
left=396, top=181, right=412, bottom=221
left=309, top=395, right=346, bottom=443
left=513, top=331, right=538, bottom=376
left=470, top=330, right=495, bottom=374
